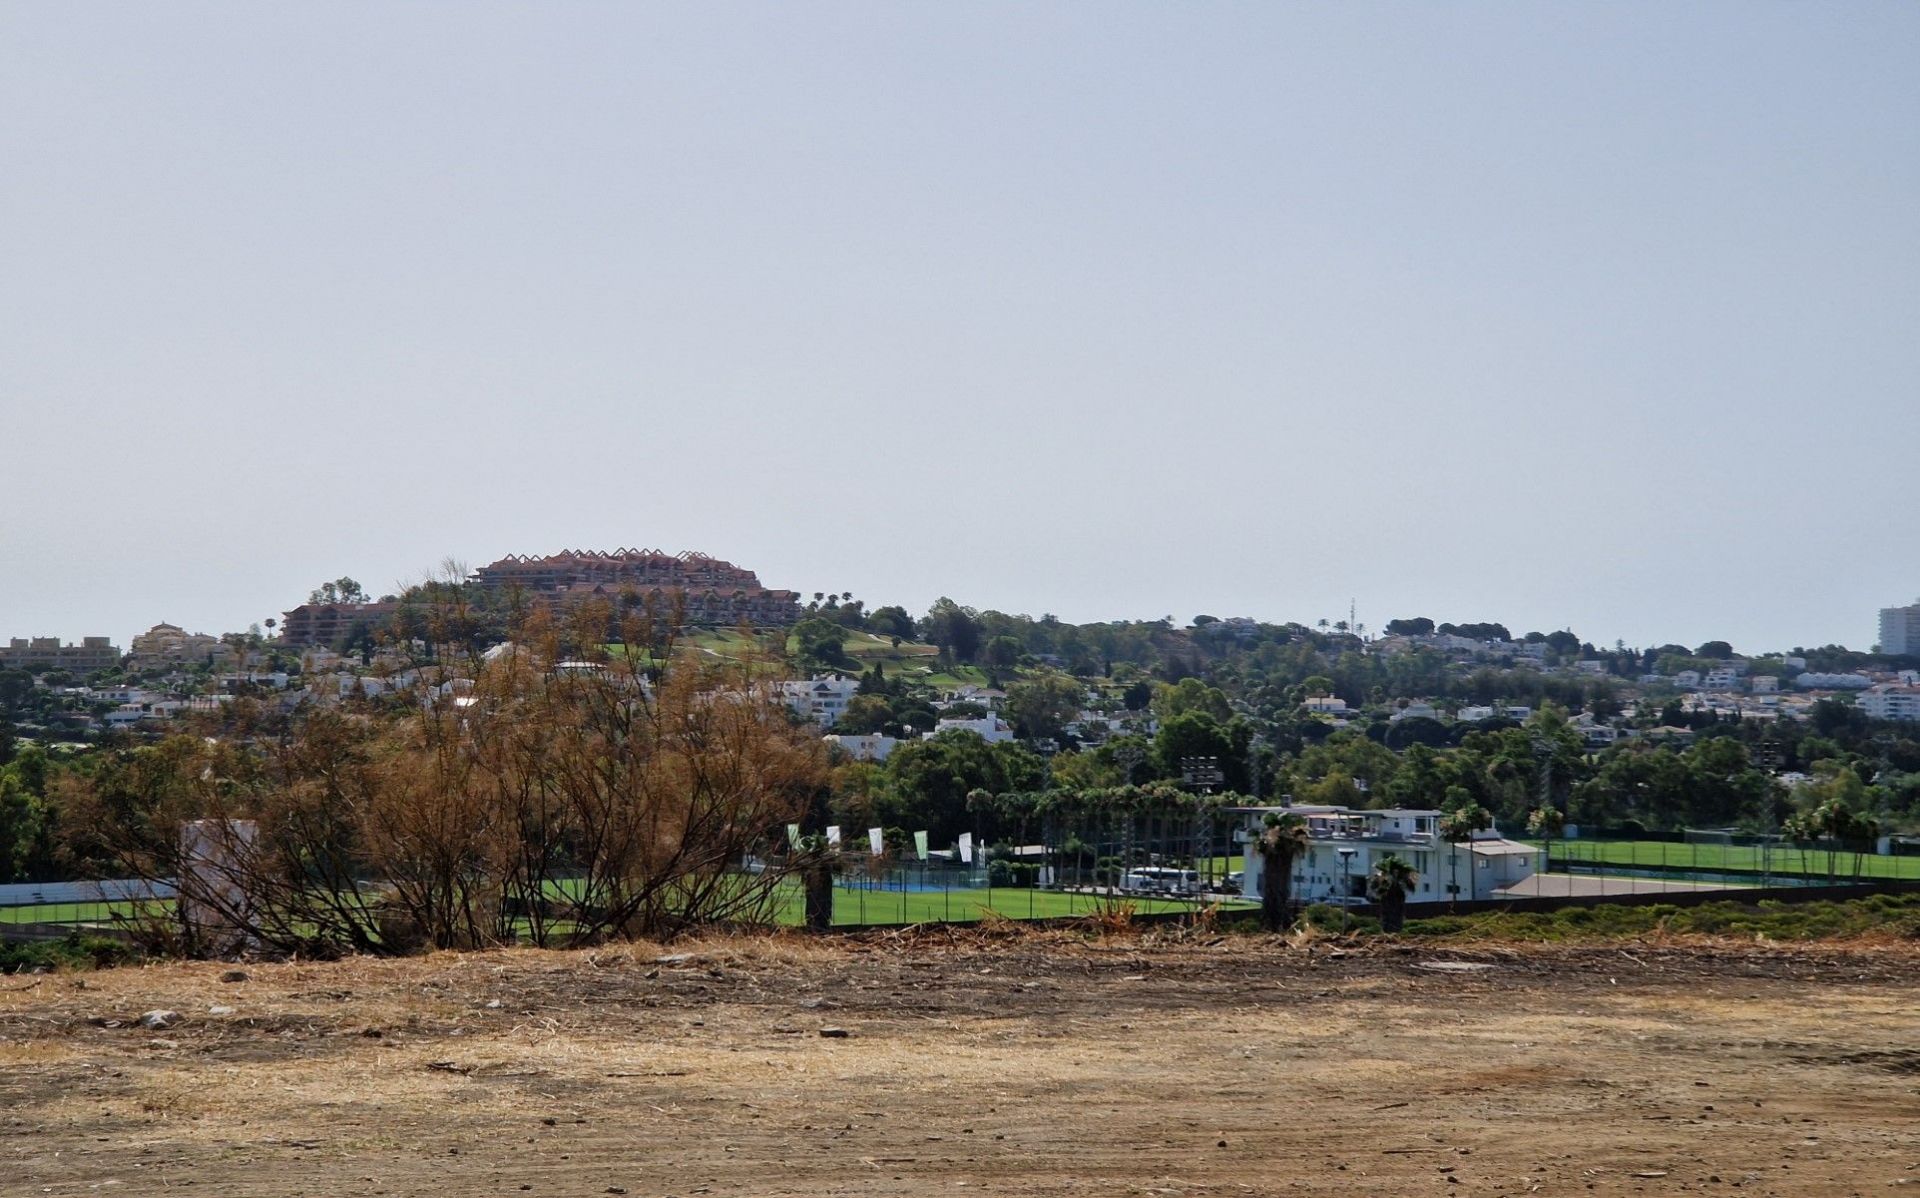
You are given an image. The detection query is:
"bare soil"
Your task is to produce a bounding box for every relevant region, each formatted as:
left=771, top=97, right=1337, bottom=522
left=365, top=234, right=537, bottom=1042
left=4, top=929, right=1920, bottom=1196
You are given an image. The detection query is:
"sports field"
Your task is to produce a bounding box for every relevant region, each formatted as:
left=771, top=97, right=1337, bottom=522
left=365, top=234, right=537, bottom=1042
left=0, top=900, right=145, bottom=925
left=0, top=885, right=1234, bottom=937
left=1543, top=838, right=1920, bottom=881
left=817, top=882, right=1226, bottom=925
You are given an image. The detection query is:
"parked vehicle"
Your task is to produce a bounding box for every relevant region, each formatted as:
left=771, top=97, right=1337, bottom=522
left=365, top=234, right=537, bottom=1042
left=1122, top=867, right=1202, bottom=896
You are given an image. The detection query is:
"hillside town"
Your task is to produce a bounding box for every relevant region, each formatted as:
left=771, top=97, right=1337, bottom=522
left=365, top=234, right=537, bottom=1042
left=8, top=569, right=1917, bottom=747
left=6, top=554, right=1920, bottom=909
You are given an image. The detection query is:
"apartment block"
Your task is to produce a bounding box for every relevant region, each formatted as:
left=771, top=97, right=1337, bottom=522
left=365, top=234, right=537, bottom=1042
left=1881, top=601, right=1920, bottom=657
left=0, top=636, right=121, bottom=675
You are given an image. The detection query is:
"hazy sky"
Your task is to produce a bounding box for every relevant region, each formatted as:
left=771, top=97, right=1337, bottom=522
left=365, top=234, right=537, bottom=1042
left=3, top=4, right=1916, bottom=656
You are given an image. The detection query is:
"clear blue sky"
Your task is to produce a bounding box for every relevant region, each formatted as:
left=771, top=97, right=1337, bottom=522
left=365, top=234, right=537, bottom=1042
left=3, top=3, right=1915, bottom=655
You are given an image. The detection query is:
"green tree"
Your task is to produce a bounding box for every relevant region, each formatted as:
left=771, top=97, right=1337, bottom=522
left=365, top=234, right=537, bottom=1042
left=879, top=731, right=1041, bottom=844
left=1526, top=805, right=1565, bottom=871
left=790, top=618, right=853, bottom=672
left=1048, top=746, right=1124, bottom=791
left=1153, top=678, right=1233, bottom=724
left=1440, top=792, right=1492, bottom=907
left=1003, top=674, right=1084, bottom=742
left=832, top=694, right=894, bottom=735
left=983, top=635, right=1025, bottom=668
left=1152, top=711, right=1250, bottom=790
left=1252, top=812, right=1310, bottom=931
left=1381, top=743, right=1455, bottom=809
left=867, top=605, right=914, bottom=640
left=921, top=599, right=982, bottom=663
left=1368, top=853, right=1420, bottom=932
left=0, top=771, right=46, bottom=883
left=308, top=576, right=369, bottom=606
left=9, top=743, right=49, bottom=801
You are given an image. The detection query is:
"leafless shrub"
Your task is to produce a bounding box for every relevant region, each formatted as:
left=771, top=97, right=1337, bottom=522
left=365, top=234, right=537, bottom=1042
left=66, top=591, right=827, bottom=956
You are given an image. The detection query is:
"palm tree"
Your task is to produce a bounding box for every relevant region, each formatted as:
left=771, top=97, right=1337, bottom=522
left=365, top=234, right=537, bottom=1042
left=1526, top=806, right=1565, bottom=876
left=1850, top=813, right=1881, bottom=884
left=796, top=834, right=835, bottom=931
left=1369, top=854, right=1419, bottom=933
left=1439, top=800, right=1493, bottom=908
left=1781, top=810, right=1816, bottom=880
left=1253, top=812, right=1310, bottom=932
left=1810, top=798, right=1856, bottom=884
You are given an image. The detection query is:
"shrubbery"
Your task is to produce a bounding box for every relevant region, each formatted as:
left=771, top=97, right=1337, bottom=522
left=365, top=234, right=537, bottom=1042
left=987, top=860, right=1041, bottom=887
left=0, top=933, right=137, bottom=974
left=1393, top=893, right=1920, bottom=942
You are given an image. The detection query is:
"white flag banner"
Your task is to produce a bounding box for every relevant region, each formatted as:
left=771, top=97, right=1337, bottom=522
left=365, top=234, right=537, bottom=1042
left=868, top=827, right=884, bottom=856
left=826, top=825, right=842, bottom=848
left=958, top=833, right=974, bottom=864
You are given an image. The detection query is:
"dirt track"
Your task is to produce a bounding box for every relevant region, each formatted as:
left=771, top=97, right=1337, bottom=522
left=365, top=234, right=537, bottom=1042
left=4, top=931, right=1919, bottom=1196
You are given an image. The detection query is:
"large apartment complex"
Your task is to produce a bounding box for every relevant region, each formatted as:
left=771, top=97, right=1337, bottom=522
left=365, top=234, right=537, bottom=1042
left=1881, top=600, right=1920, bottom=657
left=129, top=623, right=223, bottom=666
left=278, top=602, right=400, bottom=648
left=277, top=548, right=802, bottom=647
left=471, top=549, right=801, bottom=627
left=0, top=636, right=121, bottom=675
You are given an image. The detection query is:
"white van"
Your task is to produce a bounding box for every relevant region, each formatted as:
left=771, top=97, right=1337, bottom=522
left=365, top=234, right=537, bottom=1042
left=1121, top=867, right=1202, bottom=896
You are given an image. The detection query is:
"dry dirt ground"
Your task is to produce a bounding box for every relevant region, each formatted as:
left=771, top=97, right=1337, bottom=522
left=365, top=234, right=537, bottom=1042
left=4, top=929, right=1920, bottom=1197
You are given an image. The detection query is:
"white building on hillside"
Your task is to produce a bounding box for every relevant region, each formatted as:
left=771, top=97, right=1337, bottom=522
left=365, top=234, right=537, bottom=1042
left=1704, top=667, right=1742, bottom=692
left=1880, top=600, right=1920, bottom=657
left=827, top=733, right=899, bottom=761
left=1860, top=688, right=1920, bottom=723
left=1234, top=806, right=1542, bottom=905
left=1796, top=672, right=1872, bottom=690
left=130, top=623, right=222, bottom=667
left=939, top=685, right=1007, bottom=711
left=929, top=714, right=1015, bottom=743
left=773, top=677, right=862, bottom=727
left=1456, top=705, right=1532, bottom=724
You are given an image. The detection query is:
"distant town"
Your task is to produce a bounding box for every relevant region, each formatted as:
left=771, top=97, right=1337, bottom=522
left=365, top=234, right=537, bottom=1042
left=3, top=547, right=1918, bottom=894
left=6, top=550, right=1916, bottom=747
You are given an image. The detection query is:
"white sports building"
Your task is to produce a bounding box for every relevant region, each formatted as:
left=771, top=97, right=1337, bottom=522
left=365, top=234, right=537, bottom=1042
left=1234, top=806, right=1543, bottom=905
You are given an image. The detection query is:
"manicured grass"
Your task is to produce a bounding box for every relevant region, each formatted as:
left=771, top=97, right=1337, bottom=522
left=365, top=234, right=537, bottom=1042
left=2, top=887, right=1241, bottom=936
left=841, top=632, right=938, bottom=661
left=811, top=884, right=1231, bottom=926
left=0, top=901, right=144, bottom=925
left=1541, top=839, right=1920, bottom=881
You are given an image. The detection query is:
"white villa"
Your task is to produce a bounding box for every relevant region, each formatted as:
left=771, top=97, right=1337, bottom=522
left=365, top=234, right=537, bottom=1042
left=826, top=732, right=900, bottom=761
left=930, top=714, right=1016, bottom=743
left=772, top=677, right=862, bottom=728
left=1233, top=805, right=1543, bottom=905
